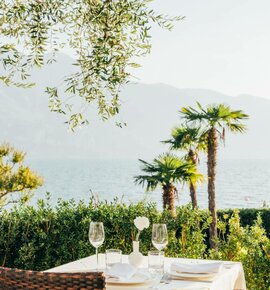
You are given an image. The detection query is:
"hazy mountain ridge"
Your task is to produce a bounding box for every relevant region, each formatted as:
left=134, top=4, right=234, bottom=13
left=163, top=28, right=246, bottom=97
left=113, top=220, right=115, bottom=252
left=0, top=54, right=269, bottom=161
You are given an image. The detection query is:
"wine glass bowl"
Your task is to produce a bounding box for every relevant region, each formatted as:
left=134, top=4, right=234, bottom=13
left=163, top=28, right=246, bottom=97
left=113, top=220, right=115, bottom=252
left=89, top=222, right=105, bottom=269
left=152, top=224, right=168, bottom=251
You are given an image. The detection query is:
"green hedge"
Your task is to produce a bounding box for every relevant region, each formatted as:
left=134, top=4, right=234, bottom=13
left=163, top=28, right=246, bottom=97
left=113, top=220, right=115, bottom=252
left=1, top=196, right=270, bottom=290
left=219, top=208, right=270, bottom=236
left=0, top=197, right=210, bottom=271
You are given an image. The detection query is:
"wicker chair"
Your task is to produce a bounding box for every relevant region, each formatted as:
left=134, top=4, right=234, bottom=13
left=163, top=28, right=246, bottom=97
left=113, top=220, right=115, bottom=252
left=0, top=266, right=106, bottom=290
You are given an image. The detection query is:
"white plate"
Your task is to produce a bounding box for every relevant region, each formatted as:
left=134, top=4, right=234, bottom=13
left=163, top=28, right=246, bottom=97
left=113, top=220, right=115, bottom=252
left=168, top=270, right=217, bottom=280
left=106, top=272, right=153, bottom=285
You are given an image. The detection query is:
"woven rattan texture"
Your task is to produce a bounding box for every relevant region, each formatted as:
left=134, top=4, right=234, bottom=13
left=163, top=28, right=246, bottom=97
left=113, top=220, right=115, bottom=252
left=0, top=267, right=106, bottom=290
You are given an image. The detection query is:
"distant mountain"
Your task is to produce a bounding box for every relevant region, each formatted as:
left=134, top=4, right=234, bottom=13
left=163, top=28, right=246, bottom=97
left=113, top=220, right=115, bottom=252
left=0, top=53, right=269, bottom=161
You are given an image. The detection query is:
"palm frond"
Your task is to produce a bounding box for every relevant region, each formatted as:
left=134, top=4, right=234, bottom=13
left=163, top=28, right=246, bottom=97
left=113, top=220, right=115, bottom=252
left=134, top=175, right=159, bottom=191
left=226, top=123, right=247, bottom=133
left=163, top=125, right=207, bottom=153
left=180, top=106, right=206, bottom=123
left=180, top=103, right=249, bottom=136
left=134, top=153, right=204, bottom=191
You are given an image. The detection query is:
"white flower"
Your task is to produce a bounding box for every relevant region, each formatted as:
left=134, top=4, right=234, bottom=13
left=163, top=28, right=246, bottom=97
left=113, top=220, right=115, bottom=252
left=134, top=216, right=150, bottom=231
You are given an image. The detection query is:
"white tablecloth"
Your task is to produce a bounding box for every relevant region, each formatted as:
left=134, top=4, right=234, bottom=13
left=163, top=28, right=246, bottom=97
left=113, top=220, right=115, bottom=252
left=46, top=254, right=246, bottom=290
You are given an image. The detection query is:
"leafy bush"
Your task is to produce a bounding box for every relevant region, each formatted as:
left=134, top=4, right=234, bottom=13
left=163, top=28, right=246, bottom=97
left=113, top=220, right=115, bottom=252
left=0, top=196, right=270, bottom=289
left=0, top=143, right=43, bottom=205
left=0, top=196, right=210, bottom=270
left=218, top=208, right=270, bottom=238
left=210, top=211, right=270, bottom=290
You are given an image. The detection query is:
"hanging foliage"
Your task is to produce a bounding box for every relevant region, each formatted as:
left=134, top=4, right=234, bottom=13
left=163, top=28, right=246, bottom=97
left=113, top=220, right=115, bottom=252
left=0, top=0, right=183, bottom=129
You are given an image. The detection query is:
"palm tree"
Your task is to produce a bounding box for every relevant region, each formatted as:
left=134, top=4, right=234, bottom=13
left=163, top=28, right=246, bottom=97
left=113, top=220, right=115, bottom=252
left=163, top=126, right=207, bottom=208
left=181, top=103, right=248, bottom=249
left=134, top=153, right=204, bottom=216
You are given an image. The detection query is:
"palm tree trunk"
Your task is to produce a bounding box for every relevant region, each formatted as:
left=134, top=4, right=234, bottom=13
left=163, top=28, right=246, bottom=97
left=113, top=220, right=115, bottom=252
left=207, top=128, right=218, bottom=249
left=162, top=184, right=176, bottom=216
left=188, top=149, right=198, bottom=208
left=189, top=183, right=198, bottom=209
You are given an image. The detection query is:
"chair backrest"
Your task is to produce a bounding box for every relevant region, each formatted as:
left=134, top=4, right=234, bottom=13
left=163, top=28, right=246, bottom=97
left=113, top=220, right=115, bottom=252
left=0, top=266, right=106, bottom=290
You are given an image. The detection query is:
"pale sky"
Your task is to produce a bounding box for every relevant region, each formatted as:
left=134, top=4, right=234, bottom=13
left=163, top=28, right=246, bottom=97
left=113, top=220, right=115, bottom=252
left=134, top=0, right=270, bottom=99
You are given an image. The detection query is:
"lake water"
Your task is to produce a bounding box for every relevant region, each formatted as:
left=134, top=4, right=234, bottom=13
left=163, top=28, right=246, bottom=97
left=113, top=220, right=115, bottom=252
left=28, top=159, right=270, bottom=209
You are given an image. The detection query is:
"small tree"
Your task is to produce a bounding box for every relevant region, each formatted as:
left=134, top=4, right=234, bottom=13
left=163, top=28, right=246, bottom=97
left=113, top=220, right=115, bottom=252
left=163, top=126, right=207, bottom=208
left=134, top=153, right=203, bottom=216
left=0, top=143, right=43, bottom=206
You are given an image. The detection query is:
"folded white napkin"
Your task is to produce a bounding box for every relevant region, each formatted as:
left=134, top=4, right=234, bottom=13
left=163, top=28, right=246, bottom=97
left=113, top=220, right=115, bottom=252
left=171, top=262, right=223, bottom=274
left=105, top=263, right=137, bottom=281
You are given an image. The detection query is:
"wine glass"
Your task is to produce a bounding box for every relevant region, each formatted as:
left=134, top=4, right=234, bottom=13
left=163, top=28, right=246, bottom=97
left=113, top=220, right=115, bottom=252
left=152, top=224, right=168, bottom=252
left=89, top=222, right=105, bottom=269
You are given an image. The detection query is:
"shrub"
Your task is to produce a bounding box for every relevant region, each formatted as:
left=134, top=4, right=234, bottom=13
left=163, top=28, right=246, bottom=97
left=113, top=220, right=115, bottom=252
left=218, top=208, right=270, bottom=238
left=210, top=211, right=270, bottom=289
left=0, top=196, right=209, bottom=270
left=0, top=196, right=270, bottom=289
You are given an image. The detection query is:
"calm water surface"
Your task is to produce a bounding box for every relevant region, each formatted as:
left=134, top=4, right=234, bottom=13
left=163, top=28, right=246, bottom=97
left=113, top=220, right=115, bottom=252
left=29, top=159, right=270, bottom=209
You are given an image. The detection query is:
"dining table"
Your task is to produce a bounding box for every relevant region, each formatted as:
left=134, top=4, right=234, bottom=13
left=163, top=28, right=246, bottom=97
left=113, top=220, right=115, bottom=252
left=46, top=254, right=247, bottom=290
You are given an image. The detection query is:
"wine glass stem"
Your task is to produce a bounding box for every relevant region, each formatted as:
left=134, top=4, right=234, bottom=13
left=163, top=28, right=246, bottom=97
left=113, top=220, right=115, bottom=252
left=96, top=247, right=99, bottom=270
